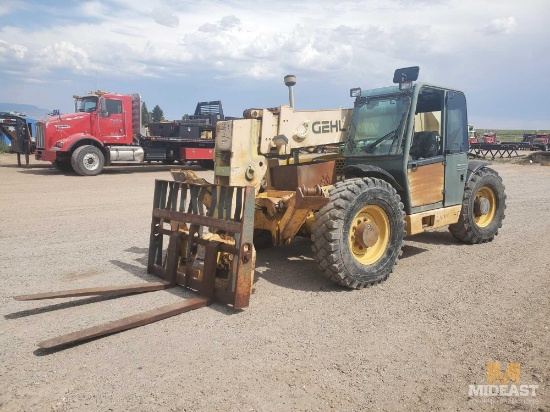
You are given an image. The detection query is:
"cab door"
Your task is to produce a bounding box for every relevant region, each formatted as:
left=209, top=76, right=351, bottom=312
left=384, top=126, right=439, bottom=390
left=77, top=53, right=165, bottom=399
left=98, top=98, right=126, bottom=143
left=407, top=86, right=445, bottom=210
left=443, top=91, right=468, bottom=207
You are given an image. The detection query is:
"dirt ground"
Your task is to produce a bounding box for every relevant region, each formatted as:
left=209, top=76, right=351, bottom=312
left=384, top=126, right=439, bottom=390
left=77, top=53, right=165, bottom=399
left=0, top=153, right=548, bottom=412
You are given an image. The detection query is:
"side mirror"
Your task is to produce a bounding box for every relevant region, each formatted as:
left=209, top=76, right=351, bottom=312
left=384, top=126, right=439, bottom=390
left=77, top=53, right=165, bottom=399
left=99, top=99, right=108, bottom=117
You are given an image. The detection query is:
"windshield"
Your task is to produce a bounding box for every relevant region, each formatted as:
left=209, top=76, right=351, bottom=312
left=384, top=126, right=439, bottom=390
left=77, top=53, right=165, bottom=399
left=345, top=94, right=411, bottom=156
left=76, top=96, right=98, bottom=113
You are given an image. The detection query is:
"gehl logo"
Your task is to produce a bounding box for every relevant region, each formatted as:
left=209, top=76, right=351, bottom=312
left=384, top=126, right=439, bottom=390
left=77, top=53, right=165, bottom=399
left=468, top=362, right=538, bottom=398
left=311, top=120, right=346, bottom=134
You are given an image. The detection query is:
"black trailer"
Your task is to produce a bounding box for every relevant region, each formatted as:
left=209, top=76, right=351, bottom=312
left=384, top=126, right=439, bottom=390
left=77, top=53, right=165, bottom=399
left=0, top=113, right=35, bottom=166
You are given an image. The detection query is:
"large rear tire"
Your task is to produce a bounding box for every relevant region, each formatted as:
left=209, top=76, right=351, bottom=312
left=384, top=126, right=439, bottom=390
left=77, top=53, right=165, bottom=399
left=311, top=178, right=405, bottom=289
left=449, top=167, right=506, bottom=244
left=71, top=145, right=104, bottom=176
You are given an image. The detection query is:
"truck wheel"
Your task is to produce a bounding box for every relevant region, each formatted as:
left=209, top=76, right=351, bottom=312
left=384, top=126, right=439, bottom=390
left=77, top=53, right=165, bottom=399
left=311, top=178, right=405, bottom=289
left=53, top=160, right=74, bottom=173
left=449, top=167, right=506, bottom=244
left=71, top=145, right=104, bottom=176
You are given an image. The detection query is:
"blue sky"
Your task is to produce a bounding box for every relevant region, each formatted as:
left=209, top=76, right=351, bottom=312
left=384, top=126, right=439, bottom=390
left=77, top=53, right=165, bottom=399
left=0, top=0, right=548, bottom=129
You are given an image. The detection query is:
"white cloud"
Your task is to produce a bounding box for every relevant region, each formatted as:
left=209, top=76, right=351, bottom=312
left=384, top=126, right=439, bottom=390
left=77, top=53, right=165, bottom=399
left=79, top=1, right=110, bottom=19
left=199, top=15, right=241, bottom=33
left=480, top=17, right=517, bottom=35
left=0, top=40, right=27, bottom=60
left=152, top=7, right=180, bottom=28
left=38, top=41, right=90, bottom=71
left=219, top=15, right=240, bottom=30
left=247, top=63, right=276, bottom=79
left=0, top=0, right=17, bottom=16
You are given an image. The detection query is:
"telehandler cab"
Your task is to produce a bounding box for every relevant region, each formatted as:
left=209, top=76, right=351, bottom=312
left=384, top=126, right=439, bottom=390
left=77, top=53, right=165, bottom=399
left=15, top=67, right=506, bottom=349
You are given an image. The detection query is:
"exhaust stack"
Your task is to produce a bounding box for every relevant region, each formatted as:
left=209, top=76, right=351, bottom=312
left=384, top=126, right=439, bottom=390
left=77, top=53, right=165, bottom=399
left=284, top=75, right=296, bottom=108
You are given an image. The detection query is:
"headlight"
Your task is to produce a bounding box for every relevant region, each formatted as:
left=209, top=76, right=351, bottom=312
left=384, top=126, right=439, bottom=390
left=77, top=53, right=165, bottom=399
left=55, top=141, right=64, bottom=148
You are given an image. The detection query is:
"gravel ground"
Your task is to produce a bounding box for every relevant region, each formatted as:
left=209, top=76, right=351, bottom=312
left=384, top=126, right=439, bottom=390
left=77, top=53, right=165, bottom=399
left=0, top=153, right=548, bottom=412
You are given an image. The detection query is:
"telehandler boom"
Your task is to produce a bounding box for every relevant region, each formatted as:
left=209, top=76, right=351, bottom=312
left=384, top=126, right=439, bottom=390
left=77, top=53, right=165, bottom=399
left=14, top=67, right=506, bottom=349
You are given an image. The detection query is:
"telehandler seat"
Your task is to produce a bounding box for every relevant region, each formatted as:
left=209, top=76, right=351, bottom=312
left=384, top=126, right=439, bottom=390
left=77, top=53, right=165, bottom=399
left=410, top=131, right=440, bottom=159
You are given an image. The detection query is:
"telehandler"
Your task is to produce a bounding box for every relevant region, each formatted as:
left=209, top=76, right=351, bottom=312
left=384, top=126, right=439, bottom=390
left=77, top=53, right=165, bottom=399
left=15, top=67, right=506, bottom=349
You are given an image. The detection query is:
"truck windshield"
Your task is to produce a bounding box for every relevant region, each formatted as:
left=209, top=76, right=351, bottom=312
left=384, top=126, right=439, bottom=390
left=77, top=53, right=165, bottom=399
left=76, top=97, right=98, bottom=113
left=344, top=94, right=411, bottom=156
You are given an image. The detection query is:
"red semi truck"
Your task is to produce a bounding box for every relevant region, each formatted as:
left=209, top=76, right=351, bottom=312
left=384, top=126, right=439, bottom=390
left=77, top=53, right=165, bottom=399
left=34, top=91, right=223, bottom=175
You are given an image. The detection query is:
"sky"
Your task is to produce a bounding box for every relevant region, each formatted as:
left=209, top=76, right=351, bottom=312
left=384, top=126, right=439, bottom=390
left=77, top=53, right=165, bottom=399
left=0, top=0, right=549, bottom=129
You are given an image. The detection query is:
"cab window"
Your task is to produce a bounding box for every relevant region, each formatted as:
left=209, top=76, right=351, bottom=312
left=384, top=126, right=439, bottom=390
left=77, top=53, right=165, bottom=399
left=410, top=87, right=444, bottom=160
left=105, top=99, right=122, bottom=116
left=445, top=91, right=468, bottom=153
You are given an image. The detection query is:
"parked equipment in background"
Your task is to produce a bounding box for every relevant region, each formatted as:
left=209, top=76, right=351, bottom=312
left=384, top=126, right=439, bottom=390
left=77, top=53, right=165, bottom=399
left=468, top=131, right=550, bottom=159
left=15, top=68, right=507, bottom=349
left=478, top=131, right=497, bottom=143
left=0, top=112, right=35, bottom=166
left=468, top=124, right=477, bottom=143
left=529, top=133, right=550, bottom=151
left=34, top=93, right=226, bottom=175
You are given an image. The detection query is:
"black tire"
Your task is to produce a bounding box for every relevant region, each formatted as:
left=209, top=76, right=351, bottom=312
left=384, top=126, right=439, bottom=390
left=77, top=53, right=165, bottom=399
left=162, top=159, right=176, bottom=164
left=449, top=167, right=506, bottom=244
left=311, top=177, right=406, bottom=289
left=71, top=145, right=105, bottom=176
left=198, top=160, right=214, bottom=169
left=52, top=160, right=74, bottom=173
left=253, top=229, right=274, bottom=250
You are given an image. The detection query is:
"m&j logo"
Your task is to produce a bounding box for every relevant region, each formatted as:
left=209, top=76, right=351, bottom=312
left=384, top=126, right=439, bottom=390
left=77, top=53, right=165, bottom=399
left=469, top=362, right=538, bottom=398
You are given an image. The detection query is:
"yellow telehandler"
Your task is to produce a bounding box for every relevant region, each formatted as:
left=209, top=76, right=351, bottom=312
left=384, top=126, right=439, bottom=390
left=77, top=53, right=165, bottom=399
left=15, top=67, right=506, bottom=349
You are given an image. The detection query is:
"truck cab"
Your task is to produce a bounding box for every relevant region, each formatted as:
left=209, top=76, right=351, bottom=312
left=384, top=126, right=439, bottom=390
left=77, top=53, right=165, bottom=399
left=531, top=134, right=549, bottom=151
left=34, top=91, right=139, bottom=173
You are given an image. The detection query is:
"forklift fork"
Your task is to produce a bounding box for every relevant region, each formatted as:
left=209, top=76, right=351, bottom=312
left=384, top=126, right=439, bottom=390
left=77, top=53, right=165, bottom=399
left=14, top=180, right=256, bottom=349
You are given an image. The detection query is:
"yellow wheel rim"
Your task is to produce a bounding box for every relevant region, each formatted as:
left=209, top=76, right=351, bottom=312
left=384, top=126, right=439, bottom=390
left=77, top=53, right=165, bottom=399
left=474, top=186, right=496, bottom=228
left=349, top=205, right=390, bottom=265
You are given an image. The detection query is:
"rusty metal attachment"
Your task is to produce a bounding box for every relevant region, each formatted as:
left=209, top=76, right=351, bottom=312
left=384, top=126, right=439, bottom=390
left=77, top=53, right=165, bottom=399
left=270, top=160, right=336, bottom=191
left=14, top=179, right=256, bottom=349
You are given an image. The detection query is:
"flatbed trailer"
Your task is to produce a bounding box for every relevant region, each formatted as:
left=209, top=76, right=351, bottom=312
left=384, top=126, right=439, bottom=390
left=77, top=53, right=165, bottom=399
left=469, top=142, right=529, bottom=159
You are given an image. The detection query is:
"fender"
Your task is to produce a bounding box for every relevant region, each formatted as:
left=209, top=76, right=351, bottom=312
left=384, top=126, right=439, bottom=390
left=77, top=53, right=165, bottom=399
left=341, top=164, right=403, bottom=192
left=466, top=160, right=490, bottom=183
left=57, top=133, right=105, bottom=153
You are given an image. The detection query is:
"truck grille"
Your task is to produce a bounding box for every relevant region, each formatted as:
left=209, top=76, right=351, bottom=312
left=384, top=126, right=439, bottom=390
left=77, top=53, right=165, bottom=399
left=35, top=122, right=45, bottom=149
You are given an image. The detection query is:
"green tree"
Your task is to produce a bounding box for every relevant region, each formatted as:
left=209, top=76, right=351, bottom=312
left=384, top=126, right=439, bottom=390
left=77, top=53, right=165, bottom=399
left=151, top=105, right=164, bottom=122
left=141, top=101, right=150, bottom=126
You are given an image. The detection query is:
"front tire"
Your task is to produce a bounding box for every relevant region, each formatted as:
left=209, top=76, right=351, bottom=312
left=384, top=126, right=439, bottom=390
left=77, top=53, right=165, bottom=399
left=71, top=145, right=105, bottom=176
left=311, top=178, right=405, bottom=289
left=449, top=167, right=506, bottom=244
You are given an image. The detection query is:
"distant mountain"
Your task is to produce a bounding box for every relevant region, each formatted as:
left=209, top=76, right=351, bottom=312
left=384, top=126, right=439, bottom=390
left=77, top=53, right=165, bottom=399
left=0, top=103, right=51, bottom=120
